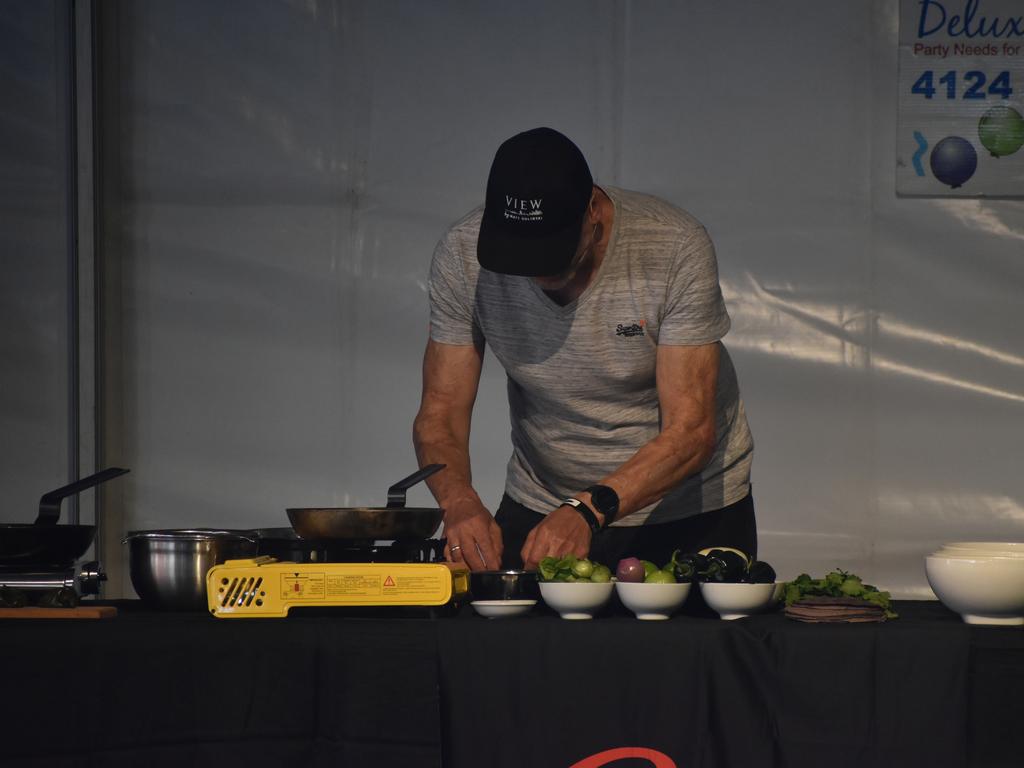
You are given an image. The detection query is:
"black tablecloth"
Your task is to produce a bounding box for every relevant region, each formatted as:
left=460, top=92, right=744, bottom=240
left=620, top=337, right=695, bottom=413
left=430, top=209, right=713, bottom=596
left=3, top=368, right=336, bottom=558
left=0, top=601, right=1021, bottom=768
left=0, top=607, right=442, bottom=767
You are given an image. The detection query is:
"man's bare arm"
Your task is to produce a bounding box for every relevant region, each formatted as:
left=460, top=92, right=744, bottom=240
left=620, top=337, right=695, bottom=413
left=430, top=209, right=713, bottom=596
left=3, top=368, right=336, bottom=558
left=413, top=338, right=502, bottom=570
left=520, top=342, right=720, bottom=568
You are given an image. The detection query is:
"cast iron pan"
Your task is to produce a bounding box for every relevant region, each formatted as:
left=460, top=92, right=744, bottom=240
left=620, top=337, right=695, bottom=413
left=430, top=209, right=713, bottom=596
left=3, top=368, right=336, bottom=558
left=287, top=464, right=445, bottom=540
left=0, top=468, right=130, bottom=566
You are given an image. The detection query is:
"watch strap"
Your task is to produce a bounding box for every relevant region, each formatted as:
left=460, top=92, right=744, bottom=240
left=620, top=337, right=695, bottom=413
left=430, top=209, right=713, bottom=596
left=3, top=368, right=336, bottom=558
left=561, top=498, right=601, bottom=534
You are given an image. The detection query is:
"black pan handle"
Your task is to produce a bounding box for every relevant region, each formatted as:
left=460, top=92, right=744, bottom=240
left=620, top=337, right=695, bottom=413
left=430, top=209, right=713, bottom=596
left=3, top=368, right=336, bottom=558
left=36, top=467, right=131, bottom=525
left=386, top=464, right=446, bottom=508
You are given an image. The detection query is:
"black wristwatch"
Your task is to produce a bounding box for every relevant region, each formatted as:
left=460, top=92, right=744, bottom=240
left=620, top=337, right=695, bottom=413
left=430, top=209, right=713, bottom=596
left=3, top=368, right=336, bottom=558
left=561, top=498, right=601, bottom=534
left=584, top=484, right=620, bottom=527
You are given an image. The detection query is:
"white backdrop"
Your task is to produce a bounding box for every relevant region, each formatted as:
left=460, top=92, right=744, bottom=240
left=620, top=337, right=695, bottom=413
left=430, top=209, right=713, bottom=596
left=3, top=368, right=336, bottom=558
left=72, top=0, right=1024, bottom=597
left=0, top=1, right=71, bottom=523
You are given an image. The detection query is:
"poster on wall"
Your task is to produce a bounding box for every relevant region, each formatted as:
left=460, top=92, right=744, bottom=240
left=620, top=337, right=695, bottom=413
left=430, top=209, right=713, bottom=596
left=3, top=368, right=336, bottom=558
left=897, top=0, right=1024, bottom=196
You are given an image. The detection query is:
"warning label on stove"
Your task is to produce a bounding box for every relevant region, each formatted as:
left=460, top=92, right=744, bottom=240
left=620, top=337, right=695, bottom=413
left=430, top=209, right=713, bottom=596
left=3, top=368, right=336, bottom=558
left=274, top=564, right=454, bottom=604
left=389, top=574, right=444, bottom=594
left=325, top=574, right=382, bottom=598
left=281, top=573, right=325, bottom=601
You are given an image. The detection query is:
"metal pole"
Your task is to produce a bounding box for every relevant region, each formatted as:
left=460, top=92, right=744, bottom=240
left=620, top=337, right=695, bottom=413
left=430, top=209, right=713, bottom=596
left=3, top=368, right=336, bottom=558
left=62, top=0, right=81, bottom=525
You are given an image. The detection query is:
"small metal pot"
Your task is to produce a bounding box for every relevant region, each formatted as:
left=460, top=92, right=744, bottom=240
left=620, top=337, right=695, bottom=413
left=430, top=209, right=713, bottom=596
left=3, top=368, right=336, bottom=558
left=469, top=570, right=540, bottom=601
left=123, top=529, right=258, bottom=610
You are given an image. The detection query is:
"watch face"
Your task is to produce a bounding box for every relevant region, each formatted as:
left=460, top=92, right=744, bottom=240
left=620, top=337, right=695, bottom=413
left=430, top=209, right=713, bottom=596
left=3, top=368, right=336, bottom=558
left=589, top=485, right=619, bottom=515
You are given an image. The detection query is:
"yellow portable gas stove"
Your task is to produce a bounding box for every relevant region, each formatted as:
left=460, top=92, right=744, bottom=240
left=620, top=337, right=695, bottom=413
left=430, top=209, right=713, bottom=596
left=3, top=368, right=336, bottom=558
left=209, top=466, right=469, bottom=618
left=207, top=555, right=470, bottom=618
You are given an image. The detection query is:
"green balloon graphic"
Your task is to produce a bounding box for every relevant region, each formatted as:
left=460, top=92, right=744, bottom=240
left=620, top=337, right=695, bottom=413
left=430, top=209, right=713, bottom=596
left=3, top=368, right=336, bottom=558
left=978, top=106, right=1024, bottom=158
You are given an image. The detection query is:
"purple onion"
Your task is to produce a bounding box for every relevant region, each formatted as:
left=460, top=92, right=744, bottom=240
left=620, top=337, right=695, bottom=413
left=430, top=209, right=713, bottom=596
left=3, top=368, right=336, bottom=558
left=616, top=557, right=646, bottom=583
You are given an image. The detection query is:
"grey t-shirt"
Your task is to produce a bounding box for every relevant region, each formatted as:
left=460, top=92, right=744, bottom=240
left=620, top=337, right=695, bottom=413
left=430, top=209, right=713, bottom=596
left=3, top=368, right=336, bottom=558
left=428, top=186, right=753, bottom=526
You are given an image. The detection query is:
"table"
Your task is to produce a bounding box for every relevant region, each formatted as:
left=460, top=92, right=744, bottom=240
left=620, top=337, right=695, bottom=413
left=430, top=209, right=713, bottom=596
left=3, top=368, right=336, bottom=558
left=0, top=601, right=1021, bottom=768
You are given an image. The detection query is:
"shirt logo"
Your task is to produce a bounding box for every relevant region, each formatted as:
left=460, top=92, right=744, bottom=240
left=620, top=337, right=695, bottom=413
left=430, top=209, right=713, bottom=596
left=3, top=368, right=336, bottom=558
left=615, top=320, right=646, bottom=337
left=504, top=195, right=543, bottom=222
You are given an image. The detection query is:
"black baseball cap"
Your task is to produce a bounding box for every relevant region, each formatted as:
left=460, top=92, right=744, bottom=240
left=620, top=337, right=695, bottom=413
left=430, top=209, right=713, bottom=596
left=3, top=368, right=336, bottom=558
left=477, top=127, right=594, bottom=276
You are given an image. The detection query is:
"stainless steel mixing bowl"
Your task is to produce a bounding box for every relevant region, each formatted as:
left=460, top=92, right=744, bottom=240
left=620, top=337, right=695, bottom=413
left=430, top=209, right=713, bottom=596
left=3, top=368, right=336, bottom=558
left=469, top=570, right=540, bottom=601
left=123, top=529, right=258, bottom=610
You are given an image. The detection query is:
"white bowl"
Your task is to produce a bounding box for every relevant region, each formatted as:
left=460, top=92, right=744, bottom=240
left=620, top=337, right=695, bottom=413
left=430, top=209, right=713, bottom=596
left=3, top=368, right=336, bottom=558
left=933, top=543, right=1024, bottom=559
left=615, top=581, right=691, bottom=620
left=470, top=600, right=537, bottom=619
left=538, top=581, right=615, bottom=620
left=771, top=582, right=786, bottom=603
left=925, top=554, right=1024, bottom=625
left=943, top=541, right=1024, bottom=552
left=699, top=582, right=781, bottom=620
left=933, top=549, right=1024, bottom=560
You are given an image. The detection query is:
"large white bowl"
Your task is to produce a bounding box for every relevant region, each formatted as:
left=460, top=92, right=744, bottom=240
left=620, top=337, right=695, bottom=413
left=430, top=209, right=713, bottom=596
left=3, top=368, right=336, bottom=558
left=925, top=554, right=1024, bottom=625
left=615, top=581, right=691, bottom=620
left=538, top=581, right=615, bottom=620
left=699, top=582, right=780, bottom=620
left=933, top=549, right=1024, bottom=560
left=934, top=542, right=1024, bottom=559
left=943, top=541, right=1024, bottom=552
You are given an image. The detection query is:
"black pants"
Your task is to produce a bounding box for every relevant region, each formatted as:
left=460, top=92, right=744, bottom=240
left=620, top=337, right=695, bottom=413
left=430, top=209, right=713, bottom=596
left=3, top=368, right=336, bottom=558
left=495, top=490, right=757, bottom=571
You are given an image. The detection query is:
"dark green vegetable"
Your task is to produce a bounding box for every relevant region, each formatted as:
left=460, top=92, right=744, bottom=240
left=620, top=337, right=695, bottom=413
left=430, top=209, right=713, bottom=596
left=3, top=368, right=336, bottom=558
left=747, top=561, right=777, bottom=584
left=672, top=561, right=696, bottom=583
left=670, top=548, right=778, bottom=585
left=702, top=550, right=746, bottom=582
left=667, top=550, right=702, bottom=583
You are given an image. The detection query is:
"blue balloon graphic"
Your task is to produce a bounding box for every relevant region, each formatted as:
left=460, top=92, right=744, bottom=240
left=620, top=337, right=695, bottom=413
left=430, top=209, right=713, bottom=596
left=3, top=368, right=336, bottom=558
left=929, top=136, right=977, bottom=189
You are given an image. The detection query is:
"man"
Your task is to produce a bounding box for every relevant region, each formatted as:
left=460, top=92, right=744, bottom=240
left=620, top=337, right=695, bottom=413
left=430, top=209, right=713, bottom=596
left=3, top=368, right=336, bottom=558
left=413, top=127, right=754, bottom=573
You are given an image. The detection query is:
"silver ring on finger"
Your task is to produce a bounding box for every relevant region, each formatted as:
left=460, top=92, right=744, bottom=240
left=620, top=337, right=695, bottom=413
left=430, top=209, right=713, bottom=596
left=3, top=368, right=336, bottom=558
left=449, top=545, right=462, bottom=553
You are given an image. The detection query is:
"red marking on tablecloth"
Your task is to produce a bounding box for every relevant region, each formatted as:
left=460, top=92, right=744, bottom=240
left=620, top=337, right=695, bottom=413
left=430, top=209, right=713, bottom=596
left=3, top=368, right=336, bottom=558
left=570, top=746, right=676, bottom=768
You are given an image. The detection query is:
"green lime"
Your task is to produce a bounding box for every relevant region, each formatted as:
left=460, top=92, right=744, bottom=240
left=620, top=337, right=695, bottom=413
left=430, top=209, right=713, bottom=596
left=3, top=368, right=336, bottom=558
left=641, top=560, right=658, bottom=578
left=572, top=559, right=594, bottom=579
left=645, top=569, right=676, bottom=584
left=590, top=565, right=612, bottom=583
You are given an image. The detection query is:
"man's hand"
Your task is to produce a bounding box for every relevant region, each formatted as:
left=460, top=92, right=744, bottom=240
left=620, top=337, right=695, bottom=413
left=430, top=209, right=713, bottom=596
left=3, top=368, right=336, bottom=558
left=520, top=504, right=592, bottom=570
left=443, top=496, right=503, bottom=571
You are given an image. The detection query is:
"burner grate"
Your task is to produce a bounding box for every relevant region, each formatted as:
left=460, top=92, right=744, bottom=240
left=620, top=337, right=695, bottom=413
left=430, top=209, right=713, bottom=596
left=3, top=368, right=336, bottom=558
left=254, top=535, right=446, bottom=564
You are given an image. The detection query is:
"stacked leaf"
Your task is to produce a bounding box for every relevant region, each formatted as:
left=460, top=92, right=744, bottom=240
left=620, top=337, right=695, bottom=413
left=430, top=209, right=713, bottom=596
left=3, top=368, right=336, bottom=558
left=783, top=570, right=897, bottom=622
left=785, top=596, right=887, bottom=623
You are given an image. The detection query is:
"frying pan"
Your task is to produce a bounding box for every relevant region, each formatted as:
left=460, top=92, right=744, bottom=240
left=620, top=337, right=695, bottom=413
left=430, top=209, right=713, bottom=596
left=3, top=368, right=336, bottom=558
left=0, top=468, right=130, bottom=566
left=287, top=464, right=445, bottom=540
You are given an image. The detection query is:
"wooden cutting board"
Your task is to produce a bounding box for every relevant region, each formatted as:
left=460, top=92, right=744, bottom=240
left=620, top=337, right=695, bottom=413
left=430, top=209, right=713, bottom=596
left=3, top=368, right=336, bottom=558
left=0, top=606, right=117, bottom=620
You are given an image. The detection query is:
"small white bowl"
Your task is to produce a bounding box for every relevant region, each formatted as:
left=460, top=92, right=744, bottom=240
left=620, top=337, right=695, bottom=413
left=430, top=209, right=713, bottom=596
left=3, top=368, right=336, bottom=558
left=470, top=600, right=537, bottom=619
left=699, top=582, right=780, bottom=620
left=538, top=581, right=615, bottom=620
left=615, top=581, right=691, bottom=620
left=925, top=554, right=1024, bottom=625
